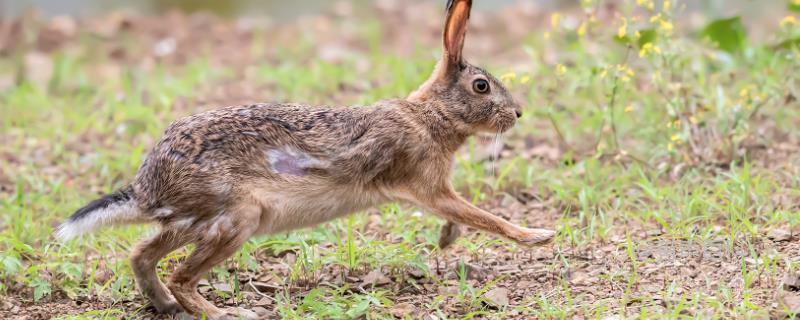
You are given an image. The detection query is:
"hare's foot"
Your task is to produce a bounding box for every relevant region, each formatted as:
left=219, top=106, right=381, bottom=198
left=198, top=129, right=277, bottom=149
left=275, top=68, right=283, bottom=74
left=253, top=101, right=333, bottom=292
left=152, top=297, right=185, bottom=315
left=438, top=221, right=462, bottom=249
left=168, top=202, right=260, bottom=319
left=514, top=228, right=556, bottom=246
left=130, top=230, right=190, bottom=315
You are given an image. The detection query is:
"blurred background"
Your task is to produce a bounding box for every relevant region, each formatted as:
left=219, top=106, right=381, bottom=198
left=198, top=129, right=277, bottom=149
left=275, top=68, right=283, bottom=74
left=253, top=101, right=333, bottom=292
left=0, top=0, right=782, bottom=21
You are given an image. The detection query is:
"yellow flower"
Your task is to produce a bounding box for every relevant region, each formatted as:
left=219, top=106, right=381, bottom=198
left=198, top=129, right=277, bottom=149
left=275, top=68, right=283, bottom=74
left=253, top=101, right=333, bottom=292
left=739, top=88, right=749, bottom=98
left=500, top=72, right=517, bottom=83
left=781, top=16, right=797, bottom=28
left=551, top=13, right=562, bottom=28
left=650, top=14, right=661, bottom=23
left=544, top=31, right=551, bottom=39
left=667, top=143, right=674, bottom=152
left=577, top=21, right=588, bottom=37
left=556, top=64, right=568, bottom=75
left=794, top=0, right=800, bottom=5
left=637, top=0, right=655, bottom=11
left=659, top=20, right=674, bottom=34
left=639, top=43, right=662, bottom=57
left=599, top=67, right=608, bottom=78
left=652, top=70, right=662, bottom=82
left=616, top=64, right=635, bottom=77
left=689, top=116, right=698, bottom=124
left=520, top=75, right=531, bottom=84
left=618, top=17, right=628, bottom=38
left=671, top=134, right=681, bottom=142
left=624, top=105, right=634, bottom=113
left=663, top=0, right=671, bottom=11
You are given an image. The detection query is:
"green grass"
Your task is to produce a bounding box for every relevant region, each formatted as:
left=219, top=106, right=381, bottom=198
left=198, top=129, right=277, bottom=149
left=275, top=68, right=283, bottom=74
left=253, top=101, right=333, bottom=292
left=2, top=1, right=800, bottom=319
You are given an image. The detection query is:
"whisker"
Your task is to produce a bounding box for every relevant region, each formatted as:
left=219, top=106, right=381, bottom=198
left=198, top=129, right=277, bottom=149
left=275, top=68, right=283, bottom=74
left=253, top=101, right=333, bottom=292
left=491, top=131, right=503, bottom=179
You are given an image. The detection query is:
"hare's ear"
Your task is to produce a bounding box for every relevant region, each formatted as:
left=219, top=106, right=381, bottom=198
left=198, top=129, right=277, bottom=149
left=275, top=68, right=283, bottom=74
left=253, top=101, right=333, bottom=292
left=440, top=0, right=472, bottom=77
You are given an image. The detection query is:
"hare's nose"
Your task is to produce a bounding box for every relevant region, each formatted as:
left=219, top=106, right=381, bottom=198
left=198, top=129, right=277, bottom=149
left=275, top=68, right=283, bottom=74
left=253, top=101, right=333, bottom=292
left=515, top=110, right=523, bottom=118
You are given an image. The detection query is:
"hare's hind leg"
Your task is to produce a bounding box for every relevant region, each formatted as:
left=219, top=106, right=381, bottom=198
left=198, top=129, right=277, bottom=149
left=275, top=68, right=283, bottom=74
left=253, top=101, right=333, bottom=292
left=130, top=229, right=190, bottom=314
left=167, top=202, right=261, bottom=320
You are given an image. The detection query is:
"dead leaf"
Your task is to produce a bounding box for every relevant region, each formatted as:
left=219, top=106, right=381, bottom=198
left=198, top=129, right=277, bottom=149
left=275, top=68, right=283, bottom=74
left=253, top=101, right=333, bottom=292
left=464, top=262, right=490, bottom=281
left=784, top=272, right=800, bottom=291
left=252, top=297, right=273, bottom=307
left=407, top=268, right=425, bottom=279
left=781, top=292, right=800, bottom=314
left=250, top=281, right=279, bottom=293
left=768, top=229, right=793, bottom=242
left=361, top=269, right=391, bottom=287
left=482, top=287, right=510, bottom=308
left=390, top=302, right=415, bottom=318
left=212, top=283, right=233, bottom=293
left=569, top=270, right=595, bottom=286
left=527, top=144, right=561, bottom=161
left=252, top=306, right=271, bottom=317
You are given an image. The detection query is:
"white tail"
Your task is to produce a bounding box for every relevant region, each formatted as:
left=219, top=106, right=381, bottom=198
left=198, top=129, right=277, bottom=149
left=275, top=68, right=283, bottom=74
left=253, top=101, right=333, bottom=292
left=56, top=187, right=142, bottom=240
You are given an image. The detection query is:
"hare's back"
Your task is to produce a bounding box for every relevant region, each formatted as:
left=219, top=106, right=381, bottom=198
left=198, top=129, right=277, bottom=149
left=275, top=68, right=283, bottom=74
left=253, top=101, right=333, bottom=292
left=132, top=103, right=372, bottom=213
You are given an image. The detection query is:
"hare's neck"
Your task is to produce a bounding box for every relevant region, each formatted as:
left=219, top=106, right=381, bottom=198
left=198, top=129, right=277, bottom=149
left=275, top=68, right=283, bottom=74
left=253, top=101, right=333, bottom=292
left=402, top=101, right=471, bottom=153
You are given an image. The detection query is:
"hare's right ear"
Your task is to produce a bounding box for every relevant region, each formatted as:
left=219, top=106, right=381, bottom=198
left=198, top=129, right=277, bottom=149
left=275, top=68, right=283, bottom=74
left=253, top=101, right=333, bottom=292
left=438, top=0, right=472, bottom=79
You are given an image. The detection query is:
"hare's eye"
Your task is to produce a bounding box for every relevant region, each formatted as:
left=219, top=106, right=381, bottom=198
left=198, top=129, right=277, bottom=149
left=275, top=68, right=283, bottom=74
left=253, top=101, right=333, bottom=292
left=472, top=79, right=490, bottom=94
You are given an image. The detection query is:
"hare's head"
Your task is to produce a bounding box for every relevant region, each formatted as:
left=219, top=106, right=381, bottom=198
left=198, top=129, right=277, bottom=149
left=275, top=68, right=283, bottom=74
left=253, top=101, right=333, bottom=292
left=409, top=0, right=521, bottom=134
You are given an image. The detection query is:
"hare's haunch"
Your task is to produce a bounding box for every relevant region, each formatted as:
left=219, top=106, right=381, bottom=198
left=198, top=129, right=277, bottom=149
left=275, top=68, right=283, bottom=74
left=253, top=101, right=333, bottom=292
left=56, top=1, right=555, bottom=318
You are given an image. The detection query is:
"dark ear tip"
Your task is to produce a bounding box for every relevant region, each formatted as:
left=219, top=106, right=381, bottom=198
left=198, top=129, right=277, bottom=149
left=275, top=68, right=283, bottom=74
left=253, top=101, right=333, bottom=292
left=446, top=0, right=472, bottom=13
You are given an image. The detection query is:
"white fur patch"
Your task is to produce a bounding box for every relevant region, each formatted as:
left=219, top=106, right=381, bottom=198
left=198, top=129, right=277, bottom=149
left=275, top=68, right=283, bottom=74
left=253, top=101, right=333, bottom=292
left=56, top=200, right=141, bottom=240
left=267, top=147, right=328, bottom=176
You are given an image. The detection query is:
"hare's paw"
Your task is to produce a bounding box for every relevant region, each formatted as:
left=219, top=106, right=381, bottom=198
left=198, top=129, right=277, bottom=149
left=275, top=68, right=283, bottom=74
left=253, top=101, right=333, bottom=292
left=152, top=299, right=185, bottom=315
left=514, top=228, right=556, bottom=247
left=438, top=221, right=462, bottom=249
left=218, top=307, right=260, bottom=320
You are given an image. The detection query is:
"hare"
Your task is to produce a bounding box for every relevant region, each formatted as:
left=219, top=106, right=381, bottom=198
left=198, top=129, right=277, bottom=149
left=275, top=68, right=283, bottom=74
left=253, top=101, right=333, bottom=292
left=56, top=0, right=555, bottom=318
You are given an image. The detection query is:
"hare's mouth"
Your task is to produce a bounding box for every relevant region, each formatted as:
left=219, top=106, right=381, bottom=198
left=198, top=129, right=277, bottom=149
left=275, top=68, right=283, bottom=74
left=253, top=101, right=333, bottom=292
left=494, top=115, right=517, bottom=133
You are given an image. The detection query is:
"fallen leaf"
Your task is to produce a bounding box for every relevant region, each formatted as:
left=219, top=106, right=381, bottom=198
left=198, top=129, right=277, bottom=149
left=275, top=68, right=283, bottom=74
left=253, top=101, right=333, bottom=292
left=252, top=297, right=273, bottom=307
left=390, top=302, right=415, bottom=318
left=249, top=281, right=279, bottom=293
left=483, top=287, right=510, bottom=308
left=768, top=229, right=793, bottom=242
left=569, top=271, right=595, bottom=286
left=784, top=272, right=800, bottom=291
left=212, top=283, right=233, bottom=293
left=782, top=292, right=800, bottom=314
left=464, top=262, right=490, bottom=281
left=361, top=269, right=391, bottom=287
left=252, top=306, right=270, bottom=317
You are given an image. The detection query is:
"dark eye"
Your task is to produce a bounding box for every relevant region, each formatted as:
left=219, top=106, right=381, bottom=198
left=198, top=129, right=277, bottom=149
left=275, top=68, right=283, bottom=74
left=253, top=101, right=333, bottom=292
left=472, top=79, right=490, bottom=94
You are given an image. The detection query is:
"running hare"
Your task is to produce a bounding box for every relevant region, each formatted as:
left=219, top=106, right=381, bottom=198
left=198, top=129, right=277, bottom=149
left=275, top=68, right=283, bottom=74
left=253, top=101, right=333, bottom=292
left=57, top=0, right=555, bottom=318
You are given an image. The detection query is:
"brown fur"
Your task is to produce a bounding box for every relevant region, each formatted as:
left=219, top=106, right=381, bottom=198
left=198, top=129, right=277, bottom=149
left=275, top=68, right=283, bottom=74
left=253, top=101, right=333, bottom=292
left=61, top=1, right=555, bottom=318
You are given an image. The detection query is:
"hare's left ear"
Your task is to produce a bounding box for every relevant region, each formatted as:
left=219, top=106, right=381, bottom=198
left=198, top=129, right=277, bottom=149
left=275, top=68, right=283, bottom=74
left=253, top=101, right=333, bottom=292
left=440, top=0, right=472, bottom=77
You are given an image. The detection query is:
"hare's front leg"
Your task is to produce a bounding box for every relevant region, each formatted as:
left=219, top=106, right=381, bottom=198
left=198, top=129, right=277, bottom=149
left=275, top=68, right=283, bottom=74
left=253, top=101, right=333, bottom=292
left=438, top=221, right=461, bottom=249
left=167, top=202, right=261, bottom=320
left=419, top=187, right=555, bottom=246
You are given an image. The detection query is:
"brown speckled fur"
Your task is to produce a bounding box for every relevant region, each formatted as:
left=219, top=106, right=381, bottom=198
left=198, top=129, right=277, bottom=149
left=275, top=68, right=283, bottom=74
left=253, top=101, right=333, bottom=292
left=59, top=1, right=555, bottom=318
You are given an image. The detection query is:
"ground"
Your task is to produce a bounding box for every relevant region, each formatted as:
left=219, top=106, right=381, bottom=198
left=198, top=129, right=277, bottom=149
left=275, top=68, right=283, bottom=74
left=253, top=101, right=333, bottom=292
left=1, top=1, right=800, bottom=319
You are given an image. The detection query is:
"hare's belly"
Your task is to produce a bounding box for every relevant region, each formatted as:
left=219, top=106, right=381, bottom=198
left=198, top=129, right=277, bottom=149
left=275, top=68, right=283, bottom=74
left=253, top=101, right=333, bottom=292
left=252, top=185, right=383, bottom=234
